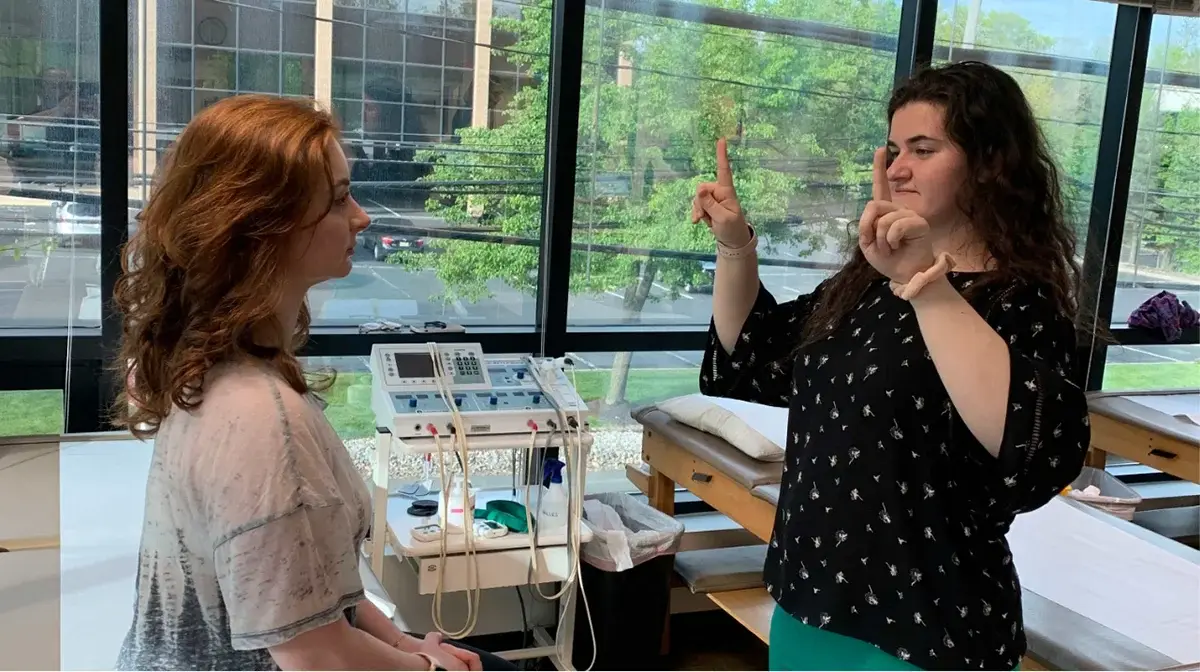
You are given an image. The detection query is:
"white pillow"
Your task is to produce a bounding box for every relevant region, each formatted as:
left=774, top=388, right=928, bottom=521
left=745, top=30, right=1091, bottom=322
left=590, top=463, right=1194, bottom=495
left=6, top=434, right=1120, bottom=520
left=656, top=394, right=788, bottom=462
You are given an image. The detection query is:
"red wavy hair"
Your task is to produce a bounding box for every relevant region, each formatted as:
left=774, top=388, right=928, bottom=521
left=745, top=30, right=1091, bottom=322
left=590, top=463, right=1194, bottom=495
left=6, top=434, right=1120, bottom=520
left=113, top=95, right=340, bottom=438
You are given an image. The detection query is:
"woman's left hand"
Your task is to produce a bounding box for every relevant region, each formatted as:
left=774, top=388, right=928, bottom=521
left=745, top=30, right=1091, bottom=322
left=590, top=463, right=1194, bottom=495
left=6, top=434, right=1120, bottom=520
left=859, top=147, right=936, bottom=284
left=438, top=641, right=483, bottom=671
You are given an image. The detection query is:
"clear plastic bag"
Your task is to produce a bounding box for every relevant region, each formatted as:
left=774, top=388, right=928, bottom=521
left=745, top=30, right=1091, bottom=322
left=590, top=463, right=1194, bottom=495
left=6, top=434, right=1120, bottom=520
left=580, top=492, right=685, bottom=572
left=1065, top=466, right=1143, bottom=521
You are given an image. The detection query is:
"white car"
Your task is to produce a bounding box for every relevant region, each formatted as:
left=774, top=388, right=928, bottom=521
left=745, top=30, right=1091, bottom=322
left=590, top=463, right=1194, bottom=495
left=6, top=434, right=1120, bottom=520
left=50, top=201, right=101, bottom=246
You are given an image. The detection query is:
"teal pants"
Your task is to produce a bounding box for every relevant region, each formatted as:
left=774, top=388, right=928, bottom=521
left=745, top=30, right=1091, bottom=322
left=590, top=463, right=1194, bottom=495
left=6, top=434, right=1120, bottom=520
left=768, top=605, right=922, bottom=671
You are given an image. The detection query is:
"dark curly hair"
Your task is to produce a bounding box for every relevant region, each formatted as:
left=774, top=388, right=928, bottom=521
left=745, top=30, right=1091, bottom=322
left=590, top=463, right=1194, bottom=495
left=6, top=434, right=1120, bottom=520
left=802, top=61, right=1082, bottom=346
left=112, top=95, right=339, bottom=438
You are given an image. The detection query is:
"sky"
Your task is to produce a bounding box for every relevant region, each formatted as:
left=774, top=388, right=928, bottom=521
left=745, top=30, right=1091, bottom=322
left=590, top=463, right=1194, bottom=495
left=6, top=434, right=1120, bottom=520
left=943, top=0, right=1199, bottom=62
left=941, top=0, right=1118, bottom=57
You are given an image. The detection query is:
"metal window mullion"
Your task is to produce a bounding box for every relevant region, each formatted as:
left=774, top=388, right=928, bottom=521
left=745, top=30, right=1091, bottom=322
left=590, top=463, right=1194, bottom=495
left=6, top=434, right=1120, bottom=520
left=96, top=0, right=131, bottom=432
left=892, top=0, right=936, bottom=87
left=535, top=0, right=585, bottom=358
left=1079, top=5, right=1154, bottom=391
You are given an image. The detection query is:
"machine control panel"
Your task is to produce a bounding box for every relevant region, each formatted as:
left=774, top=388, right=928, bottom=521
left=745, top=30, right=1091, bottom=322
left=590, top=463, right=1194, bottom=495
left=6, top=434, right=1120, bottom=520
left=381, top=344, right=492, bottom=390
left=370, top=344, right=590, bottom=443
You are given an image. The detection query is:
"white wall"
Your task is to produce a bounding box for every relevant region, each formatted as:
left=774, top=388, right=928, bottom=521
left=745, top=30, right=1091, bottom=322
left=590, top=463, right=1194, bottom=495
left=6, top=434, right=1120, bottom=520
left=0, top=440, right=60, bottom=671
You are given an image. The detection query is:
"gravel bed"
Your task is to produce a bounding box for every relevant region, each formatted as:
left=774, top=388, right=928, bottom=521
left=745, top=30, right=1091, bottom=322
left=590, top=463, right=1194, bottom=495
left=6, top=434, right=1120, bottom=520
left=345, top=426, right=644, bottom=482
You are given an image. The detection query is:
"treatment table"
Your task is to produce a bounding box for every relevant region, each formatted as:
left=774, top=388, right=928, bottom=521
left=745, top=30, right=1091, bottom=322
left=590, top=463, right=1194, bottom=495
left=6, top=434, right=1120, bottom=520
left=1086, top=389, right=1199, bottom=483
left=632, top=405, right=1200, bottom=671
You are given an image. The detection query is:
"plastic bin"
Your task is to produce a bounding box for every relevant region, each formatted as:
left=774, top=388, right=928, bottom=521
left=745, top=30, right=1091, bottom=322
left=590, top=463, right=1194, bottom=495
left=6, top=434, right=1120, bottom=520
left=572, top=493, right=685, bottom=671
left=1065, top=466, right=1143, bottom=520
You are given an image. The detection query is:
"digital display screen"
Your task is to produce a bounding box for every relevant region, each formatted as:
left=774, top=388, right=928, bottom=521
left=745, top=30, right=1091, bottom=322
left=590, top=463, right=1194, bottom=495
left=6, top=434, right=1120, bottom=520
left=392, top=353, right=436, bottom=378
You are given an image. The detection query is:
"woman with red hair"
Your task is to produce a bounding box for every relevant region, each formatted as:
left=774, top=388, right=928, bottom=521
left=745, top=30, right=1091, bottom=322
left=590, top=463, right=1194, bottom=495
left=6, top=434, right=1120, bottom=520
left=112, top=95, right=504, bottom=671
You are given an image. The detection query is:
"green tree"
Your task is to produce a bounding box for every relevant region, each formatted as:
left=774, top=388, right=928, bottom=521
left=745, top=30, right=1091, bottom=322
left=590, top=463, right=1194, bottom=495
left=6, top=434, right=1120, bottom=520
left=399, top=0, right=899, bottom=409
left=395, top=0, right=1134, bottom=409
left=1125, top=23, right=1200, bottom=278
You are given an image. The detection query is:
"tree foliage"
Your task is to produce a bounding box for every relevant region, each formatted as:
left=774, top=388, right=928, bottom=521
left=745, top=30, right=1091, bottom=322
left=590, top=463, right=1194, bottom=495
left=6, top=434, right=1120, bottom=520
left=388, top=0, right=1199, bottom=404
left=399, top=0, right=904, bottom=306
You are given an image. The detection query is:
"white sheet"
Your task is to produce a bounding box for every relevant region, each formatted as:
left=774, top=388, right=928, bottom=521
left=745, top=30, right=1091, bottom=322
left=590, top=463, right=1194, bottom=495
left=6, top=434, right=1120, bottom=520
left=1008, top=498, right=1200, bottom=664
left=1128, top=393, right=1200, bottom=427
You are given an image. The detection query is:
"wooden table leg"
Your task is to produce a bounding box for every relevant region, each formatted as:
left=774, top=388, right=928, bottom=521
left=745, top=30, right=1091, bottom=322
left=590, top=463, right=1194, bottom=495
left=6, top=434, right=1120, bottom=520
left=647, top=460, right=676, bottom=657
left=649, top=466, right=676, bottom=516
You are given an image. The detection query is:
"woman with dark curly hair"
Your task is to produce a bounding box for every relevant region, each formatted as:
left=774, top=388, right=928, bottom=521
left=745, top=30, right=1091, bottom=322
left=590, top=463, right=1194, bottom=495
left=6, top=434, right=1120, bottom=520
left=111, top=95, right=508, bottom=671
left=693, top=61, right=1091, bottom=670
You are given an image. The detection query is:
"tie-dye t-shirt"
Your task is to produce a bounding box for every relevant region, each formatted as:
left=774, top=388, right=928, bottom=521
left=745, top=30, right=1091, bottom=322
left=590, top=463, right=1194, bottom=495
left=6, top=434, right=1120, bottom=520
left=116, top=362, right=372, bottom=670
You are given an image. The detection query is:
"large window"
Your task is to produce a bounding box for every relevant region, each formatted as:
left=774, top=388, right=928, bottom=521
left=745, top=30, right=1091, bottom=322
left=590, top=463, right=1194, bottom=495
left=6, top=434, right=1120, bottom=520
left=561, top=1, right=896, bottom=329
left=6, top=0, right=1196, bottom=436
left=937, top=0, right=1117, bottom=252
left=1118, top=10, right=1200, bottom=327
left=325, top=0, right=550, bottom=330
left=0, top=0, right=102, bottom=328
left=130, top=0, right=552, bottom=331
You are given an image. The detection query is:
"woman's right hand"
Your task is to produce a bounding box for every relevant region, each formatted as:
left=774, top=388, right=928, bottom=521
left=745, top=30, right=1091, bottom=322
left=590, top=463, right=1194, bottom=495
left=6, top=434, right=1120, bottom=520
left=692, top=138, right=752, bottom=248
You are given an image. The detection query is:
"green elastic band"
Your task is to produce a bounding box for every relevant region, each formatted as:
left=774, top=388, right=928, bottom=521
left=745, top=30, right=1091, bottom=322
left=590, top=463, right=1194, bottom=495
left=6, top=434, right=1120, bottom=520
left=473, top=500, right=529, bottom=534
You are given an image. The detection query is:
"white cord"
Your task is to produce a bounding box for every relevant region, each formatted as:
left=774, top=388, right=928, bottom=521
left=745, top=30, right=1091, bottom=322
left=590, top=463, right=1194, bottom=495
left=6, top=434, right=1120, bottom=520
left=523, top=429, right=542, bottom=577
left=562, top=362, right=596, bottom=671
left=420, top=351, right=596, bottom=666
left=428, top=342, right=481, bottom=639
left=524, top=358, right=597, bottom=671
left=527, top=363, right=579, bottom=601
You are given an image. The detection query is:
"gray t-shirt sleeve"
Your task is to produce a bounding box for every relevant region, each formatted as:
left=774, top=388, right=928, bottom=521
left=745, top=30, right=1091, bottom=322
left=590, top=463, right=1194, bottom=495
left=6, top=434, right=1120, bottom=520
left=191, top=377, right=365, bottom=651
left=214, top=503, right=364, bottom=650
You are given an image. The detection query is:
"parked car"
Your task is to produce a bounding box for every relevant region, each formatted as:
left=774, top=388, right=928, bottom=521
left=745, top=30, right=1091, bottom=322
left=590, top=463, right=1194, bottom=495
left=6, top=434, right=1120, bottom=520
left=51, top=200, right=101, bottom=246
left=359, top=226, right=428, bottom=261
left=2, top=85, right=102, bottom=185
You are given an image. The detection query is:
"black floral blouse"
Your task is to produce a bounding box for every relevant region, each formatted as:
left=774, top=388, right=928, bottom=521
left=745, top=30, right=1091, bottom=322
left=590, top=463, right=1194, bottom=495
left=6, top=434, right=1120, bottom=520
left=700, top=272, right=1090, bottom=671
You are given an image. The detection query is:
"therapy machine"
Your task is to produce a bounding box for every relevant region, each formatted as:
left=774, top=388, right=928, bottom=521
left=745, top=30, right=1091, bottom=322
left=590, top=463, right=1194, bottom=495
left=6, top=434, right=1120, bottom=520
left=371, top=343, right=590, bottom=449
left=366, top=343, right=595, bottom=670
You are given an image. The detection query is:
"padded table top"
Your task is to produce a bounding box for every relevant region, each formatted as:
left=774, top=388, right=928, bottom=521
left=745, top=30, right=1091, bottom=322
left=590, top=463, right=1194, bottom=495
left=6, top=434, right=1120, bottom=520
left=1016, top=498, right=1199, bottom=670
left=1088, top=389, right=1200, bottom=445
left=633, top=405, right=783, bottom=488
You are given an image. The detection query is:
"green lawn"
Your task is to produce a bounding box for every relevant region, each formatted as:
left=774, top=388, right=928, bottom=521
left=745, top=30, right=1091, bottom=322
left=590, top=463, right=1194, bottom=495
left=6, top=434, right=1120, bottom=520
left=2, top=361, right=1196, bottom=439
left=318, top=371, right=376, bottom=439
left=572, top=367, right=701, bottom=409
left=1102, top=361, right=1200, bottom=391
left=0, top=390, right=65, bottom=437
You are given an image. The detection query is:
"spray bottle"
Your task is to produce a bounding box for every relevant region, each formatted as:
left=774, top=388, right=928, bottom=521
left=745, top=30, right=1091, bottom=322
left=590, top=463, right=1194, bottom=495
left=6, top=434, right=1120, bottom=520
left=538, top=458, right=568, bottom=532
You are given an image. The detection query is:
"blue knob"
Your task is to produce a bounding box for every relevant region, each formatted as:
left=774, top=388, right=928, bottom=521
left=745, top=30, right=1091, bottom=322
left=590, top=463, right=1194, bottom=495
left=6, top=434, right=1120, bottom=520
left=489, top=396, right=498, bottom=406
left=455, top=397, right=463, bottom=407
left=532, top=395, right=541, bottom=404
left=407, top=398, right=418, bottom=409
left=516, top=370, right=525, bottom=379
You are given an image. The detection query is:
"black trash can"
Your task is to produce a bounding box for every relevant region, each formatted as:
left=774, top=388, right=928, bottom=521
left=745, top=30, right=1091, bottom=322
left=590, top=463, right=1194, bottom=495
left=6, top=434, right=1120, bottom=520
left=571, top=493, right=685, bottom=671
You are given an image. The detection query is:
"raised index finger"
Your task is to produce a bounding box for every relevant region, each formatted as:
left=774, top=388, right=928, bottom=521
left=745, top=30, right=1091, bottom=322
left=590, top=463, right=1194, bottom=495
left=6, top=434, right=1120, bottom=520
left=716, top=138, right=734, bottom=187
left=872, top=146, right=891, bottom=202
